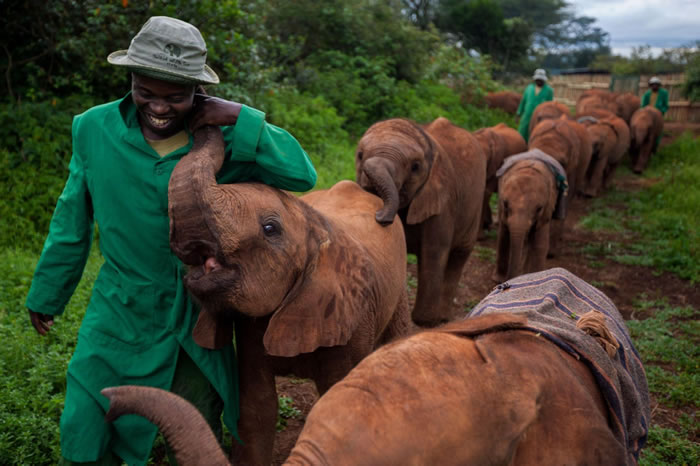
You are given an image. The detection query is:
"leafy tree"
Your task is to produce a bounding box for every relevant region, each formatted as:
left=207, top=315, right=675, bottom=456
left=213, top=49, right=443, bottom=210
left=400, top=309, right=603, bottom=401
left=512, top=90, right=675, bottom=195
left=434, top=0, right=532, bottom=71
left=0, top=0, right=255, bottom=103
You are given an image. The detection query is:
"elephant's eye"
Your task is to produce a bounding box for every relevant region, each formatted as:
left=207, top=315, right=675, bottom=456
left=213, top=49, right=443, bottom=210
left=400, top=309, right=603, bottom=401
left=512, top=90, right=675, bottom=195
left=262, top=221, right=281, bottom=237
left=411, top=161, right=421, bottom=172
left=357, top=151, right=363, bottom=161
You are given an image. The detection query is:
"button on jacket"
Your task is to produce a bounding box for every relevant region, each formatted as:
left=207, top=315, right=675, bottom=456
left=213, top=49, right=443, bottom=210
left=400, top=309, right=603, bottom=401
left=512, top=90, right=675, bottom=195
left=25, top=93, right=317, bottom=464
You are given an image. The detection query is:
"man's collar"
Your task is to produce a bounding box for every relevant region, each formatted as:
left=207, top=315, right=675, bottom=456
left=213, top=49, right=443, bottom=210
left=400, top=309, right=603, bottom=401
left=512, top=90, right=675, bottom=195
left=118, top=91, right=140, bottom=128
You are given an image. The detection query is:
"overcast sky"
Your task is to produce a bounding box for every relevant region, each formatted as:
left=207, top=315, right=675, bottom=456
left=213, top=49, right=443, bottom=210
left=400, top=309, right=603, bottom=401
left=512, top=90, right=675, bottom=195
left=568, top=0, right=700, bottom=56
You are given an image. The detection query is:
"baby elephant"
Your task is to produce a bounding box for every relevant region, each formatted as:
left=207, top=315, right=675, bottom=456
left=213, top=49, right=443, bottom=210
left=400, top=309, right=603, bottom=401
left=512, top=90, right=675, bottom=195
left=168, top=127, right=410, bottom=465
left=103, top=268, right=649, bottom=466
left=493, top=149, right=568, bottom=282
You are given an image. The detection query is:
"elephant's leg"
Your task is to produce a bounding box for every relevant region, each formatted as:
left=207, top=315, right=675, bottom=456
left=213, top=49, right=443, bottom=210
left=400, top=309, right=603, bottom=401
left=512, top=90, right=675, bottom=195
left=492, top=221, right=510, bottom=282
left=603, top=161, right=620, bottom=190
left=479, top=182, right=496, bottom=239
left=633, top=140, right=651, bottom=173
left=230, top=320, right=278, bottom=466
left=439, top=247, right=471, bottom=319
left=412, top=220, right=452, bottom=327
left=378, top=290, right=412, bottom=346
left=525, top=221, right=550, bottom=273
left=584, top=154, right=606, bottom=198
left=547, top=218, right=564, bottom=258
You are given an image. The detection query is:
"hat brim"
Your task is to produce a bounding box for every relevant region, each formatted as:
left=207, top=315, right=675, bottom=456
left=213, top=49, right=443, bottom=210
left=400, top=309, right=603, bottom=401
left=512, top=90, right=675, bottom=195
left=533, top=75, right=548, bottom=82
left=107, top=50, right=219, bottom=85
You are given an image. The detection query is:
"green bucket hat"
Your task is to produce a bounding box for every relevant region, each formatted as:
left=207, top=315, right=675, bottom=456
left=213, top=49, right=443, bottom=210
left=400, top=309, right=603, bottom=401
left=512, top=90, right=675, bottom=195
left=108, top=16, right=219, bottom=85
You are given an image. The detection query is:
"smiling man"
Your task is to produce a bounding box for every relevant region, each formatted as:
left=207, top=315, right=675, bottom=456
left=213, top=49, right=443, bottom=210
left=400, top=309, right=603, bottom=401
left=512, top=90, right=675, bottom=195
left=25, top=16, right=316, bottom=466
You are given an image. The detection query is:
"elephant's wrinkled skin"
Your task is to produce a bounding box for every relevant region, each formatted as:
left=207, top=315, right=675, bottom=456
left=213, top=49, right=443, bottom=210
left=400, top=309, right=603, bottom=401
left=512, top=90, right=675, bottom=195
left=484, top=90, right=522, bottom=114
left=102, top=313, right=628, bottom=465
left=494, top=159, right=557, bottom=281
left=576, top=90, right=640, bottom=125
left=629, top=106, right=664, bottom=174
left=168, top=127, right=410, bottom=466
left=474, top=124, right=527, bottom=235
left=356, top=117, right=486, bottom=327
left=528, top=101, right=571, bottom=136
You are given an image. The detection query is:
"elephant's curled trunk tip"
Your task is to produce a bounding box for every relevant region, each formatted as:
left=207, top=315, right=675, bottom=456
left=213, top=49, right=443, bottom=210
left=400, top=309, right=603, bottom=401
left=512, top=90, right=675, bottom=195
left=101, top=385, right=231, bottom=466
left=362, top=158, right=399, bottom=226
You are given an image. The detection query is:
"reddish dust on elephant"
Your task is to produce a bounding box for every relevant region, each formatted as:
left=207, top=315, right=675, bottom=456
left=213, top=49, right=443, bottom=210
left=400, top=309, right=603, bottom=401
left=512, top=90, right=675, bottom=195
left=167, top=126, right=410, bottom=466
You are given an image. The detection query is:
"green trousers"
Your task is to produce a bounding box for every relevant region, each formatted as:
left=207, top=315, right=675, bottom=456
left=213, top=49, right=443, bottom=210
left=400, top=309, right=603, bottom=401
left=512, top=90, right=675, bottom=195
left=60, top=347, right=224, bottom=466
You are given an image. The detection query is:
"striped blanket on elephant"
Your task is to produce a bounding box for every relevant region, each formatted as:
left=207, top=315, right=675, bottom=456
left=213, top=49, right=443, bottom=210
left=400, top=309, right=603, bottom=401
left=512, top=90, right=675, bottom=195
left=467, top=267, right=650, bottom=464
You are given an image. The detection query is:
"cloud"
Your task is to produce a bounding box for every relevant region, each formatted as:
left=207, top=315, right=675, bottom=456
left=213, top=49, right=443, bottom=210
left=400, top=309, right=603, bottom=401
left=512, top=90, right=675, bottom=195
left=568, top=0, right=700, bottom=55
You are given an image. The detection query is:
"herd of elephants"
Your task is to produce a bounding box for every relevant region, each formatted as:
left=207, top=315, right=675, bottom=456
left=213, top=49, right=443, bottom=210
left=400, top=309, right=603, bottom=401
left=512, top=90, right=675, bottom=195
left=100, top=89, right=660, bottom=465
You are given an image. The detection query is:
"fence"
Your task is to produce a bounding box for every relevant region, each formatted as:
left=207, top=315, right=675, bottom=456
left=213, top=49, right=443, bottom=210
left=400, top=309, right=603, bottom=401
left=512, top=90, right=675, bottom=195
left=546, top=72, right=700, bottom=122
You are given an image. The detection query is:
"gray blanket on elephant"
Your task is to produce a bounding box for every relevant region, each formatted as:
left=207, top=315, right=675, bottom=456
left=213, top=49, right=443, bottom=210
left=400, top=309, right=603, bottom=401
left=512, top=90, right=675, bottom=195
left=467, top=268, right=650, bottom=465
left=496, top=148, right=569, bottom=219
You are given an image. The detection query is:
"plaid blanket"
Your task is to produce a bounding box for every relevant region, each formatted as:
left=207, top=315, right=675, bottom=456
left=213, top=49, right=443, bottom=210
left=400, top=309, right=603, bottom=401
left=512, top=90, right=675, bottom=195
left=468, top=268, right=650, bottom=464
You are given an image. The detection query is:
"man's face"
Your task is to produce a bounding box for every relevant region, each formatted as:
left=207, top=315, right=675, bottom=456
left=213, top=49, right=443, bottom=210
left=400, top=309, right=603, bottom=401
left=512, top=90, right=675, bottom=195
left=535, top=79, right=545, bottom=87
left=131, top=73, right=196, bottom=140
left=650, top=83, right=661, bottom=92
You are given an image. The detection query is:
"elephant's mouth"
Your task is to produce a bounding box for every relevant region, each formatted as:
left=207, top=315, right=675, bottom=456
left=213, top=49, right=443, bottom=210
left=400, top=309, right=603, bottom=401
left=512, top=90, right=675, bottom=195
left=178, top=240, right=240, bottom=299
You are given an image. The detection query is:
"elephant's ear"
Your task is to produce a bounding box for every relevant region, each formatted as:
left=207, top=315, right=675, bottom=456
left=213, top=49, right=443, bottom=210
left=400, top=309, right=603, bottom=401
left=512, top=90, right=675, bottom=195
left=263, top=240, right=368, bottom=357
left=192, top=309, right=234, bottom=350
left=406, top=148, right=448, bottom=225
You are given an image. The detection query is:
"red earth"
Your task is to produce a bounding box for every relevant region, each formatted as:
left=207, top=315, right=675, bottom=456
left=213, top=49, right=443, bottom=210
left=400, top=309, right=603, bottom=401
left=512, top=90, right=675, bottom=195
left=270, top=166, right=699, bottom=464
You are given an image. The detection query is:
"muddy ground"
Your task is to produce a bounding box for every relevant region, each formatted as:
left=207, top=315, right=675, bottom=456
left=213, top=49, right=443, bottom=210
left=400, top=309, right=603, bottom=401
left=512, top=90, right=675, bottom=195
left=272, top=128, right=700, bottom=463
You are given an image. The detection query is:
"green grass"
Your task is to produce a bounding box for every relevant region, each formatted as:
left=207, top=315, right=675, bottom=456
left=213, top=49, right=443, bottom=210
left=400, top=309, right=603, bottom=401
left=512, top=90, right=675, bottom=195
left=627, top=301, right=699, bottom=464
left=0, top=245, right=101, bottom=465
left=276, top=395, right=302, bottom=432
left=474, top=245, right=496, bottom=264
left=579, top=134, right=700, bottom=283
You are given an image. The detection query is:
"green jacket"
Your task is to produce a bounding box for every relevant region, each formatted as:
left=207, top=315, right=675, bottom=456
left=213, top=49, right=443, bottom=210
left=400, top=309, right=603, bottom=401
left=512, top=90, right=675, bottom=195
left=642, top=88, right=669, bottom=115
left=517, top=83, right=554, bottom=142
left=25, top=93, right=317, bottom=464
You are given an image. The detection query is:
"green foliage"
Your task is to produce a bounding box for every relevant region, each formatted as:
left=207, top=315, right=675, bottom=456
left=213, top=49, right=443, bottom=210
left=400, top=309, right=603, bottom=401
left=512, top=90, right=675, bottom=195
left=683, top=50, right=700, bottom=102
left=627, top=304, right=699, bottom=407
left=276, top=395, right=301, bottom=432
left=1, top=0, right=255, bottom=103
left=436, top=0, right=532, bottom=70
left=628, top=302, right=700, bottom=465
left=258, top=0, right=439, bottom=83
left=640, top=425, right=700, bottom=466
left=592, top=44, right=699, bottom=76
left=579, top=134, right=700, bottom=282
left=0, top=246, right=101, bottom=465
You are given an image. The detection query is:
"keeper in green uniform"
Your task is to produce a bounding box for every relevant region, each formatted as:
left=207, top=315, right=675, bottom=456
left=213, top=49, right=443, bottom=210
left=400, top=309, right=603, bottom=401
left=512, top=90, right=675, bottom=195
left=25, top=16, right=317, bottom=465
left=641, top=76, right=669, bottom=115
left=517, top=68, right=554, bottom=142
left=641, top=76, right=668, bottom=152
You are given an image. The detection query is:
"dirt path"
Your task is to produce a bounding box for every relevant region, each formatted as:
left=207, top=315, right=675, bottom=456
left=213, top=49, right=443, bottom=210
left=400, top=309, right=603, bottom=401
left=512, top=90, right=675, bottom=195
left=271, top=170, right=699, bottom=463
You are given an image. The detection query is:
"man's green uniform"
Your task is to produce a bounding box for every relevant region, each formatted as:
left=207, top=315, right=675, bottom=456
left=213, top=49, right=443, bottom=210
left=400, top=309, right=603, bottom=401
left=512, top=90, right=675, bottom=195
left=25, top=93, right=317, bottom=465
left=641, top=88, right=669, bottom=115
left=517, top=83, right=554, bottom=142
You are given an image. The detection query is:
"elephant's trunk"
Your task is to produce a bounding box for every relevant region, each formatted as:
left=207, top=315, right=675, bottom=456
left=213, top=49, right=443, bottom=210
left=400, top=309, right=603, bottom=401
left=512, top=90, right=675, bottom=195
left=362, top=157, right=400, bottom=225
left=101, top=386, right=230, bottom=466
left=168, top=126, right=227, bottom=264
left=507, top=227, right=528, bottom=279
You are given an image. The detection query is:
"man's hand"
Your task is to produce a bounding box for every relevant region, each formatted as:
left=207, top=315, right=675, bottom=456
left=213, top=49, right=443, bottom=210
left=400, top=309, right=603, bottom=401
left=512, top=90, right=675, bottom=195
left=28, top=309, right=54, bottom=336
left=189, top=94, right=243, bottom=133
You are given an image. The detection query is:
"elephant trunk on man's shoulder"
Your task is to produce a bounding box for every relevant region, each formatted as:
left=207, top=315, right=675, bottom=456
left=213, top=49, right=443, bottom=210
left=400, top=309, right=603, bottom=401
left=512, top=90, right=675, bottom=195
left=362, top=157, right=400, bottom=226
left=168, top=126, right=226, bottom=264
left=101, top=386, right=230, bottom=466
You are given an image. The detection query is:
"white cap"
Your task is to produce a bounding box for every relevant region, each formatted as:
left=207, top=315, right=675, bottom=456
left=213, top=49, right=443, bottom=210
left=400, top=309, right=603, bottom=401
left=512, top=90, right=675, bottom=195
left=533, top=68, right=548, bottom=82
left=648, top=76, right=661, bottom=85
